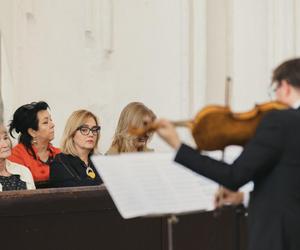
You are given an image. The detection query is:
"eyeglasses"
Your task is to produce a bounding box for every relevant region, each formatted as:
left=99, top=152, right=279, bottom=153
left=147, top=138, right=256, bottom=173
left=268, top=82, right=281, bottom=100
left=77, top=125, right=101, bottom=136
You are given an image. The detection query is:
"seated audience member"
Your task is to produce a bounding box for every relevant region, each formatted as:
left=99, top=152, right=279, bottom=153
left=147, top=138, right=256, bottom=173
left=8, top=101, right=60, bottom=188
left=106, top=102, right=156, bottom=154
left=50, top=110, right=103, bottom=187
left=0, top=124, right=35, bottom=191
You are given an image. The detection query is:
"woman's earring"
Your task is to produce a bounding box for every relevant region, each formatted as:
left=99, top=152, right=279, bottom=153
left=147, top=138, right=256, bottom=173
left=32, top=137, right=37, bottom=145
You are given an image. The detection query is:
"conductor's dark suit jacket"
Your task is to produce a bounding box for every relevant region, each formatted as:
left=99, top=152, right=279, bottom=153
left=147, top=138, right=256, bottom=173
left=175, top=108, right=300, bottom=250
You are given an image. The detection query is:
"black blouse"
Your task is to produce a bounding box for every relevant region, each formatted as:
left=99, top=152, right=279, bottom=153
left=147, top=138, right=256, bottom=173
left=50, top=153, right=103, bottom=188
left=0, top=175, right=27, bottom=191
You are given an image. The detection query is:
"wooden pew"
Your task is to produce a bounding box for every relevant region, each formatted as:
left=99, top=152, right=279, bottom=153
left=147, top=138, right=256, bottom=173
left=0, top=186, right=247, bottom=250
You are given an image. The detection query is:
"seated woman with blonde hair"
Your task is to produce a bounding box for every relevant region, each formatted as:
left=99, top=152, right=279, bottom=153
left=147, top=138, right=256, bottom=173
left=106, top=102, right=156, bottom=155
left=50, top=110, right=103, bottom=187
left=0, top=124, right=35, bottom=191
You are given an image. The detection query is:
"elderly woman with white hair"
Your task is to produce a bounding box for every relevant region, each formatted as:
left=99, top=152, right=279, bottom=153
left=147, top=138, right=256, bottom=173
left=0, top=124, right=35, bottom=191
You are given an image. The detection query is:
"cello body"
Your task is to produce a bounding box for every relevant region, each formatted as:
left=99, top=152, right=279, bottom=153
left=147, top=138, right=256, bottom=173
left=191, top=101, right=287, bottom=150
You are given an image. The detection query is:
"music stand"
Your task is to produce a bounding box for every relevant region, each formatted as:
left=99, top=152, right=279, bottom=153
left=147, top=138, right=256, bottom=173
left=92, top=152, right=217, bottom=250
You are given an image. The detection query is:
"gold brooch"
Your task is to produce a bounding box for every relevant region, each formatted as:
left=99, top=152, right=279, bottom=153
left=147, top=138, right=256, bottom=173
left=86, top=167, right=96, bottom=179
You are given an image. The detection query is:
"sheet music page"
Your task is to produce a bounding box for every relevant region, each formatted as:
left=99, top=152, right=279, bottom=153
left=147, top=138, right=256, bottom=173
left=92, top=152, right=218, bottom=219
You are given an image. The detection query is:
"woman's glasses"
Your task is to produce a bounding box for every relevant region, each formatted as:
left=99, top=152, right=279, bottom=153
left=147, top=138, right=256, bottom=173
left=268, top=82, right=281, bottom=100
left=77, top=125, right=101, bottom=136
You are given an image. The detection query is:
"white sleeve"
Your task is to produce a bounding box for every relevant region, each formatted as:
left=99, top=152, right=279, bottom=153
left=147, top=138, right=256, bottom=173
left=240, top=182, right=253, bottom=207
left=6, top=161, right=36, bottom=190
left=22, top=167, right=36, bottom=190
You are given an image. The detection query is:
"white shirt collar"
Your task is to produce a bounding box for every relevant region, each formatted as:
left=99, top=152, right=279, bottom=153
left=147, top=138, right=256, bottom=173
left=292, top=100, right=300, bottom=109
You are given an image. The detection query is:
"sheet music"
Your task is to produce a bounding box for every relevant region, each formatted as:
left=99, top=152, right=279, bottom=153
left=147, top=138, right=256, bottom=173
left=92, top=152, right=218, bottom=219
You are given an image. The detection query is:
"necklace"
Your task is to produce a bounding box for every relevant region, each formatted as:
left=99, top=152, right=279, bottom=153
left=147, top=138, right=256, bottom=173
left=86, top=166, right=96, bottom=179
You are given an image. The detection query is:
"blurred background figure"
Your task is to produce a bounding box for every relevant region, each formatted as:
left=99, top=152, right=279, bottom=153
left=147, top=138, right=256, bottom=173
left=106, top=102, right=156, bottom=155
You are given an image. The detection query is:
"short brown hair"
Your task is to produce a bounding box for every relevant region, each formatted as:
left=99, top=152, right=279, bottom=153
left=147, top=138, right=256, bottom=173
left=61, top=110, right=100, bottom=156
left=272, top=58, right=300, bottom=88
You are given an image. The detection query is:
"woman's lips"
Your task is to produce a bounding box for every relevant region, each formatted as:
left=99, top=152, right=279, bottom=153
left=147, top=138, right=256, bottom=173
left=0, top=148, right=11, bottom=153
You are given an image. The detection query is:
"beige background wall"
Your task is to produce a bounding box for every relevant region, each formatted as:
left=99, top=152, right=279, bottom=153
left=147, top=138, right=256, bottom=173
left=0, top=0, right=299, bottom=152
left=206, top=0, right=300, bottom=110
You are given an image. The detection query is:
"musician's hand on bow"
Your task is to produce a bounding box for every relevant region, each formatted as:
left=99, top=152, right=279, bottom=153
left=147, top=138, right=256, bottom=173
left=154, top=119, right=181, bottom=150
left=214, top=186, right=244, bottom=208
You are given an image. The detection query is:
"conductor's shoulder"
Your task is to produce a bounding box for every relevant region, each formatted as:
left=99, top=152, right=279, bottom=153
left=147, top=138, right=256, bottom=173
left=261, top=108, right=300, bottom=124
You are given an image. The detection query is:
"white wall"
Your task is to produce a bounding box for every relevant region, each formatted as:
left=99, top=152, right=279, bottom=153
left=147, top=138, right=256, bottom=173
left=297, top=0, right=300, bottom=55
left=206, top=0, right=229, bottom=105
left=230, top=0, right=270, bottom=110
left=0, top=0, right=205, bottom=152
left=1, top=0, right=300, bottom=152
left=206, top=0, right=300, bottom=111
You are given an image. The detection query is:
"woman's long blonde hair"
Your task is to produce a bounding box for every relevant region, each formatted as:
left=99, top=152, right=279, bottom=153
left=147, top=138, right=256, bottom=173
left=61, top=110, right=100, bottom=156
left=110, top=102, right=156, bottom=153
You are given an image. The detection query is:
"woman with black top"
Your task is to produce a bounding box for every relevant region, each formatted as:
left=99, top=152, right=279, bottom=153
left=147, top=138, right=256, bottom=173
left=50, top=110, right=102, bottom=187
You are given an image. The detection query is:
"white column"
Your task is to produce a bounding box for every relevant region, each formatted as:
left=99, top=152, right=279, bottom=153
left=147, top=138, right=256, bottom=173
left=177, top=0, right=207, bottom=146
left=230, top=0, right=270, bottom=110
left=206, top=0, right=231, bottom=105
left=206, top=0, right=299, bottom=112
left=190, top=0, right=207, bottom=114
left=295, top=0, right=300, bottom=55
left=267, top=0, right=297, bottom=68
